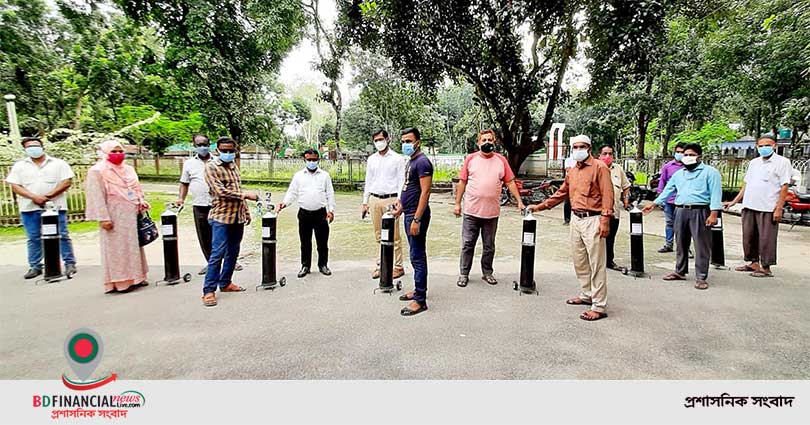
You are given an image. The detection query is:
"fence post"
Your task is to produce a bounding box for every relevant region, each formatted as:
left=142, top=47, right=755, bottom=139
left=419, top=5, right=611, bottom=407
left=155, top=156, right=160, bottom=176
left=349, top=158, right=353, bottom=184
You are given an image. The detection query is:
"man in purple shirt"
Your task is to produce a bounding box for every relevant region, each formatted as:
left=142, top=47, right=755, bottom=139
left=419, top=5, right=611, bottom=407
left=656, top=142, right=686, bottom=252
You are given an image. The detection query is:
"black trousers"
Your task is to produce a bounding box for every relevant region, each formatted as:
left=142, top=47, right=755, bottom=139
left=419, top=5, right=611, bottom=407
left=298, top=208, right=330, bottom=268
left=193, top=206, right=213, bottom=261
left=605, top=217, right=621, bottom=267
left=564, top=199, right=572, bottom=223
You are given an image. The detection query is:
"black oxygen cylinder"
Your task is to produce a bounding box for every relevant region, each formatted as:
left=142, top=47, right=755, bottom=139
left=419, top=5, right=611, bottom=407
left=41, top=202, right=62, bottom=280
left=519, top=212, right=537, bottom=291
left=629, top=206, right=645, bottom=274
left=710, top=210, right=725, bottom=267
left=161, top=209, right=180, bottom=282
left=262, top=211, right=278, bottom=285
left=379, top=210, right=395, bottom=289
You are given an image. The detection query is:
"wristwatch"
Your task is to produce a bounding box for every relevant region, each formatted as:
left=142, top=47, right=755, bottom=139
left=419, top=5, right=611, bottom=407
left=413, top=217, right=421, bottom=223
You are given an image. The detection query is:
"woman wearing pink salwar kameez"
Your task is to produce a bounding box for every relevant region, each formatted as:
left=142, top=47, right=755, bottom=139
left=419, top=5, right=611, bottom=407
left=84, top=140, right=151, bottom=294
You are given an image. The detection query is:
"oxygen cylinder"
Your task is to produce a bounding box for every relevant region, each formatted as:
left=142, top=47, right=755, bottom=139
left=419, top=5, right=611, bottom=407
left=261, top=207, right=279, bottom=287
left=161, top=207, right=180, bottom=282
left=514, top=209, right=537, bottom=294
left=628, top=205, right=645, bottom=276
left=379, top=209, right=396, bottom=290
left=710, top=210, right=725, bottom=267
left=41, top=201, right=62, bottom=280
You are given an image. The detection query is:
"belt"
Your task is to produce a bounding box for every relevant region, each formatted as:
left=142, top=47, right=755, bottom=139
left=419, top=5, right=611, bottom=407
left=676, top=204, right=710, bottom=210
left=371, top=193, right=398, bottom=199
left=571, top=210, right=601, bottom=218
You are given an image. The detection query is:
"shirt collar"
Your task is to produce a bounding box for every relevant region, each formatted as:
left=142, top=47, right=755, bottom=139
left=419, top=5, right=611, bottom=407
left=577, top=156, right=593, bottom=168
left=24, top=155, right=51, bottom=165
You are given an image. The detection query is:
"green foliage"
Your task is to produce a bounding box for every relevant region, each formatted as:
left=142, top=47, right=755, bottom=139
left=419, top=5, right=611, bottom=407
left=672, top=121, right=738, bottom=152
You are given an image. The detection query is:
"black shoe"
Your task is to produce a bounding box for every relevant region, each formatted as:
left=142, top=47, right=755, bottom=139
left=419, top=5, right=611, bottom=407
left=24, top=268, right=42, bottom=279
left=607, top=262, right=623, bottom=271
left=64, top=264, right=77, bottom=276
left=658, top=245, right=673, bottom=253
left=400, top=303, right=428, bottom=316
left=319, top=266, right=332, bottom=276
left=399, top=292, right=414, bottom=301
left=297, top=267, right=310, bottom=278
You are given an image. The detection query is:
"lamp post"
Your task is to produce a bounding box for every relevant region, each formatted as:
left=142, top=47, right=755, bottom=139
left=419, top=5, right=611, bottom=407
left=5, top=94, right=21, bottom=142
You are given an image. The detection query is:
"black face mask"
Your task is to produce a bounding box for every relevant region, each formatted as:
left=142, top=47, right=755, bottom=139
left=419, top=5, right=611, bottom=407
left=684, top=161, right=700, bottom=171
left=481, top=142, right=495, bottom=153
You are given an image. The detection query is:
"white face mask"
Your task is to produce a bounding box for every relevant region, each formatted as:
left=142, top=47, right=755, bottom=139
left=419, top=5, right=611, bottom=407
left=374, top=140, right=388, bottom=152
left=681, top=155, right=698, bottom=165
left=571, top=149, right=590, bottom=162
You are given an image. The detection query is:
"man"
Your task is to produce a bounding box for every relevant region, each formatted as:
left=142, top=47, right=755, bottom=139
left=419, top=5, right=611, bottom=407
left=178, top=134, right=246, bottom=275
left=362, top=129, right=406, bottom=279
left=5, top=137, right=77, bottom=279
left=529, top=135, right=613, bottom=321
left=453, top=129, right=523, bottom=287
left=656, top=142, right=687, bottom=253
left=201, top=137, right=256, bottom=307
left=279, top=149, right=336, bottom=278
left=597, top=144, right=631, bottom=270
left=393, top=128, right=432, bottom=316
left=643, top=143, right=722, bottom=290
left=723, top=136, right=791, bottom=277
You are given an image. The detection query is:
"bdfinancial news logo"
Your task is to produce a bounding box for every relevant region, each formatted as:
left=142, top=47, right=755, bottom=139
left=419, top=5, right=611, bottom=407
left=31, top=328, right=146, bottom=420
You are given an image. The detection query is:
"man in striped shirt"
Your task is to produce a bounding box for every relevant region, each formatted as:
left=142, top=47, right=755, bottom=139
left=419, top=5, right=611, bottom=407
left=201, top=137, right=258, bottom=307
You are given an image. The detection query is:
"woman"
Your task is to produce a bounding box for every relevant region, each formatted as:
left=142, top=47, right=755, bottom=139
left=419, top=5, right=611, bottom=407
left=85, top=140, right=151, bottom=294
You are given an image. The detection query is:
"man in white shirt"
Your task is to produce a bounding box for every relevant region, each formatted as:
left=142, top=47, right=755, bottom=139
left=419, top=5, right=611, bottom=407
left=362, top=129, right=406, bottom=279
left=724, top=136, right=792, bottom=277
left=5, top=137, right=76, bottom=279
left=279, top=149, right=336, bottom=278
left=178, top=134, right=245, bottom=275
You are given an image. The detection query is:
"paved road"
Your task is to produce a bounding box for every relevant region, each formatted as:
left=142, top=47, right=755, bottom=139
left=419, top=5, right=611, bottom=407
left=1, top=188, right=809, bottom=379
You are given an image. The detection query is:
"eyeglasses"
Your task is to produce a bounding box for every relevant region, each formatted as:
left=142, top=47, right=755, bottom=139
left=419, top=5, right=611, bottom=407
left=218, top=149, right=236, bottom=154
left=373, top=138, right=386, bottom=143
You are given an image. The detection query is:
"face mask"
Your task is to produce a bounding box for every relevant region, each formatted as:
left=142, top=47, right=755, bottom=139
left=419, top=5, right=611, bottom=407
left=25, top=146, right=44, bottom=159
left=196, top=146, right=210, bottom=156
left=599, top=155, right=613, bottom=166
left=757, top=146, right=774, bottom=158
left=306, top=160, right=318, bottom=171
left=480, top=142, right=495, bottom=154
left=674, top=153, right=684, bottom=162
left=107, top=152, right=125, bottom=165
left=374, top=140, right=388, bottom=152
left=219, top=152, right=235, bottom=163
left=571, top=149, right=590, bottom=162
left=681, top=155, right=698, bottom=166
left=401, top=143, right=415, bottom=157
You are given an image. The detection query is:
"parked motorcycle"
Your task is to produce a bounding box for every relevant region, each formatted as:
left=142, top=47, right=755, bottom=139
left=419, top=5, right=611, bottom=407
left=783, top=185, right=810, bottom=230
left=500, top=179, right=556, bottom=206
left=627, top=171, right=661, bottom=205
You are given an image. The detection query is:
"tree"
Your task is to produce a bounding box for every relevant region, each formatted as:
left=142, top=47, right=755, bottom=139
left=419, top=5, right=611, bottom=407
left=341, top=0, right=673, bottom=172
left=115, top=0, right=305, bottom=143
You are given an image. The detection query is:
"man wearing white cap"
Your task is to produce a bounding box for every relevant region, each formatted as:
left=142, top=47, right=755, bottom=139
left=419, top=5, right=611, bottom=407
left=528, top=134, right=614, bottom=321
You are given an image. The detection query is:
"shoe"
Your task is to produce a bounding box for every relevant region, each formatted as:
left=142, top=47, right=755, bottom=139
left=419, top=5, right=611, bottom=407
left=688, top=250, right=694, bottom=259
left=563, top=220, right=570, bottom=226
left=399, top=292, right=414, bottom=301
left=220, top=283, right=246, bottom=292
left=400, top=302, right=428, bottom=316
left=64, top=264, right=77, bottom=276
left=319, top=266, right=332, bottom=276
left=24, top=268, right=43, bottom=279
left=297, top=267, right=310, bottom=278
left=607, top=263, right=623, bottom=271
left=393, top=267, right=405, bottom=279
left=482, top=274, right=498, bottom=285
left=235, top=263, right=244, bottom=272
left=198, top=266, right=207, bottom=275
left=658, top=245, right=673, bottom=253
left=456, top=275, right=469, bottom=287
left=372, top=269, right=380, bottom=279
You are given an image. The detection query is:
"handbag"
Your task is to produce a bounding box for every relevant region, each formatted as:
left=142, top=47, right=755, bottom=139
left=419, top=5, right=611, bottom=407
left=137, top=212, right=159, bottom=246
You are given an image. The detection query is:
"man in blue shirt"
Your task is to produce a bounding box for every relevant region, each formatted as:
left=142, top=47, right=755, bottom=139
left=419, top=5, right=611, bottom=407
left=642, top=143, right=722, bottom=290
left=393, top=127, right=433, bottom=316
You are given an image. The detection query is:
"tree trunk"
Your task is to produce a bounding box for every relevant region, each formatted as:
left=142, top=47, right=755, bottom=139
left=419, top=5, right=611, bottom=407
left=637, top=76, right=654, bottom=160
left=755, top=107, right=761, bottom=139
left=73, top=96, right=83, bottom=130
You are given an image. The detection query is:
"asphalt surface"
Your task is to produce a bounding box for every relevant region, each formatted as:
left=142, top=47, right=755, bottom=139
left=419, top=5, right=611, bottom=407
left=1, top=189, right=809, bottom=379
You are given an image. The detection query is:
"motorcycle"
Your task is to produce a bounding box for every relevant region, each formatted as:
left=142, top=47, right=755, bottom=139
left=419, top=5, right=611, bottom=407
left=783, top=185, right=810, bottom=230
left=500, top=179, right=556, bottom=206
left=627, top=171, right=661, bottom=205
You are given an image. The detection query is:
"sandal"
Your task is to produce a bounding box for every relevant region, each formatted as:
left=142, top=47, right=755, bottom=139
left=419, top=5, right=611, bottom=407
left=456, top=276, right=469, bottom=287
left=482, top=275, right=498, bottom=285
left=694, top=280, right=709, bottom=290
left=750, top=270, right=773, bottom=278
left=734, top=265, right=756, bottom=272
left=580, top=311, right=608, bottom=321
left=663, top=273, right=686, bottom=281
left=566, top=297, right=592, bottom=306
left=399, top=292, right=414, bottom=301
left=202, top=293, right=217, bottom=307
left=220, top=283, right=246, bottom=292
